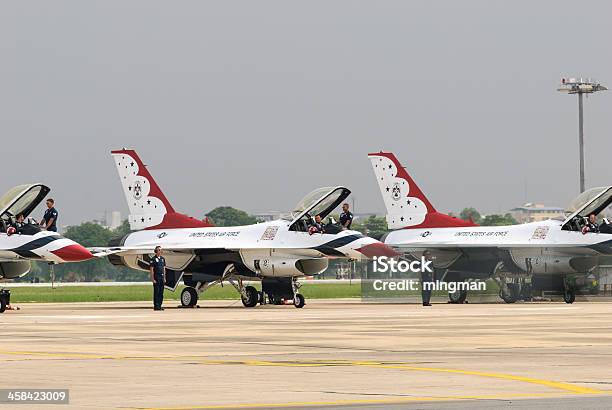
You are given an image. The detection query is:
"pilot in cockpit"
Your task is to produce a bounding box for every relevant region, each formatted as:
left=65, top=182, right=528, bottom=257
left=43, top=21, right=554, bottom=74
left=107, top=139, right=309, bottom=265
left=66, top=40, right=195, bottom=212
left=308, top=214, right=325, bottom=235
left=13, top=213, right=26, bottom=234
left=7, top=213, right=41, bottom=236
left=582, top=214, right=600, bottom=234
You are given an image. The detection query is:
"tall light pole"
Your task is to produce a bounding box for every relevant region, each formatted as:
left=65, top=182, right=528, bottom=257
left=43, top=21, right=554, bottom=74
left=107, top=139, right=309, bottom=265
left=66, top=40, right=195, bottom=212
left=558, top=77, right=607, bottom=193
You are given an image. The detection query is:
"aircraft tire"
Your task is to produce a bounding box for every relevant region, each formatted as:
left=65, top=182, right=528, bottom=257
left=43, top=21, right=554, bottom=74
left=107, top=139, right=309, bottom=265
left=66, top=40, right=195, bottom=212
left=242, top=286, right=259, bottom=308
left=448, top=289, right=467, bottom=304
left=563, top=289, right=576, bottom=304
left=181, top=287, right=198, bottom=307
left=294, top=293, right=305, bottom=308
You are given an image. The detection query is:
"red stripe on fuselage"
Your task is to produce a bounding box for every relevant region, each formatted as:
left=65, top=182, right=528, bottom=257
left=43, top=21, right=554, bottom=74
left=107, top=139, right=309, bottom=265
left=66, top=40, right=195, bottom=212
left=401, top=211, right=477, bottom=229
left=144, top=212, right=213, bottom=230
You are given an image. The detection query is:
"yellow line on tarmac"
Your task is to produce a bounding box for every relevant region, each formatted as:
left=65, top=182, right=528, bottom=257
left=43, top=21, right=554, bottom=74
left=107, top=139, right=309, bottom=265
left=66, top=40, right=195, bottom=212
left=197, top=359, right=603, bottom=395
left=134, top=392, right=576, bottom=410
left=0, top=351, right=604, bottom=396
left=360, top=363, right=602, bottom=395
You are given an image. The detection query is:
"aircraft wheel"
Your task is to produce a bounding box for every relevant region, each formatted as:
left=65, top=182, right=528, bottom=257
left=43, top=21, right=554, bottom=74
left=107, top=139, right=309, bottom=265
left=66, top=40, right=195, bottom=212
left=0, top=297, right=6, bottom=313
left=181, top=287, right=198, bottom=307
left=563, top=289, right=576, bottom=304
left=241, top=286, right=259, bottom=308
left=448, top=288, right=467, bottom=304
left=294, top=293, right=305, bottom=308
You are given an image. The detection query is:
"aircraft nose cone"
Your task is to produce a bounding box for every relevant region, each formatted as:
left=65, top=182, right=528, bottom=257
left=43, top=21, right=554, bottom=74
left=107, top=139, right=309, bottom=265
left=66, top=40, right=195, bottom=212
left=356, top=242, right=398, bottom=258
left=51, top=244, right=94, bottom=262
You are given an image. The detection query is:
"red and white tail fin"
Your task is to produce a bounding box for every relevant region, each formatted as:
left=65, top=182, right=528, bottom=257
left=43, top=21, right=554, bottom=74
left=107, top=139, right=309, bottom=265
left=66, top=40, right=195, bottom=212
left=368, top=152, right=477, bottom=230
left=111, top=149, right=213, bottom=230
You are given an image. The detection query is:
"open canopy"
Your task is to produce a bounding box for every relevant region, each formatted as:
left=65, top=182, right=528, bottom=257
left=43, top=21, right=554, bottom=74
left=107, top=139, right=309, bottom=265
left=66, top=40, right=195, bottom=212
left=290, top=186, right=351, bottom=227
left=563, top=186, right=612, bottom=227
left=0, top=184, right=50, bottom=221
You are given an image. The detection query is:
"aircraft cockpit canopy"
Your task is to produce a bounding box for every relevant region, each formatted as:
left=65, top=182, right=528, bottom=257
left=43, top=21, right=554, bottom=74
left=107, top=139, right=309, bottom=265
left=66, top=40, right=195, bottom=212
left=289, top=186, right=351, bottom=232
left=563, top=186, right=612, bottom=232
left=0, top=184, right=50, bottom=235
left=565, top=187, right=612, bottom=217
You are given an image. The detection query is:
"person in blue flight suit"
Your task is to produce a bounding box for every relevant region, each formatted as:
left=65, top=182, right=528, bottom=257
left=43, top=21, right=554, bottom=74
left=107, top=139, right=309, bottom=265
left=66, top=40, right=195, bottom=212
left=421, top=251, right=434, bottom=307
left=150, top=246, right=166, bottom=311
left=40, top=198, right=58, bottom=232
left=339, top=203, right=353, bottom=230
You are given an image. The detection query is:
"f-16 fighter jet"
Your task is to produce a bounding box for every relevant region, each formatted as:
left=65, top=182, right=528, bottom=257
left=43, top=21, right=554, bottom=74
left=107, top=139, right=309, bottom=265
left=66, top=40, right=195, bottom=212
left=1, top=184, right=93, bottom=312
left=100, top=149, right=395, bottom=308
left=369, top=151, right=612, bottom=304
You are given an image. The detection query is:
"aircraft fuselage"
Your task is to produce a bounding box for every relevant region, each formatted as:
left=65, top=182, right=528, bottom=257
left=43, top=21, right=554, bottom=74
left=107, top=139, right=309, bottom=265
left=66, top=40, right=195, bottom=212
left=384, top=219, right=611, bottom=276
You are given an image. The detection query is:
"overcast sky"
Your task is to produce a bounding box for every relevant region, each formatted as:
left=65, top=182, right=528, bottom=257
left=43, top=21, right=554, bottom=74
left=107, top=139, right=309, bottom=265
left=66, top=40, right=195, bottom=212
left=1, top=1, right=611, bottom=227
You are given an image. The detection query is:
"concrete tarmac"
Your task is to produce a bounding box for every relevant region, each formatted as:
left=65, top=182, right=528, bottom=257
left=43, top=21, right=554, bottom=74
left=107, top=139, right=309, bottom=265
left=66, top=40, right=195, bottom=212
left=1, top=300, right=612, bottom=409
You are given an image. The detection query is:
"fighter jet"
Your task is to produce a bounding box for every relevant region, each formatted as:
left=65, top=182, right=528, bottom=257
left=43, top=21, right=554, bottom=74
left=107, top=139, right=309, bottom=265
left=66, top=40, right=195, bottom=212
left=0, top=183, right=94, bottom=312
left=369, top=151, right=612, bottom=304
left=100, top=149, right=395, bottom=308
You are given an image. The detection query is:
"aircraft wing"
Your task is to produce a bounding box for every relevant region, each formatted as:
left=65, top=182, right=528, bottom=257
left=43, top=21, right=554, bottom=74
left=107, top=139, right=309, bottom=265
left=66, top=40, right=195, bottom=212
left=89, top=229, right=395, bottom=261
left=391, top=242, right=607, bottom=255
left=89, top=243, right=363, bottom=259
left=89, top=245, right=190, bottom=258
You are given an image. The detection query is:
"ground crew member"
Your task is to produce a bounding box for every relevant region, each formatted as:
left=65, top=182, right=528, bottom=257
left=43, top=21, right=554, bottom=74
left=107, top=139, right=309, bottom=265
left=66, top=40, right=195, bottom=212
left=150, top=246, right=166, bottom=311
left=339, top=203, right=353, bottom=230
left=421, top=251, right=434, bottom=306
left=41, top=198, right=58, bottom=232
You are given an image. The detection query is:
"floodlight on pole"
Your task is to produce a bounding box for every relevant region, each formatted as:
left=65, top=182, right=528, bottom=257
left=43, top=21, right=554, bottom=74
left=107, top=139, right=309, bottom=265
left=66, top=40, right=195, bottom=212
left=558, top=77, right=607, bottom=193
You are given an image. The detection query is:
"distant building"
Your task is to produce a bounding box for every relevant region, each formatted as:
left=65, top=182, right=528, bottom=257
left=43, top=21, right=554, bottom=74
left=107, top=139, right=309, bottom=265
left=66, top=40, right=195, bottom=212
left=107, top=211, right=122, bottom=230
left=509, top=203, right=565, bottom=223
left=92, top=211, right=122, bottom=230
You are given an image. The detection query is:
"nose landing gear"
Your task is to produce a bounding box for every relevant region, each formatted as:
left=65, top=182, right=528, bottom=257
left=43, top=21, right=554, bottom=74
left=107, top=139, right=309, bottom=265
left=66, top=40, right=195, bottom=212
left=292, top=278, right=305, bottom=308
left=293, top=293, right=306, bottom=308
left=180, top=286, right=199, bottom=307
left=180, top=280, right=218, bottom=307
left=241, top=285, right=260, bottom=308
